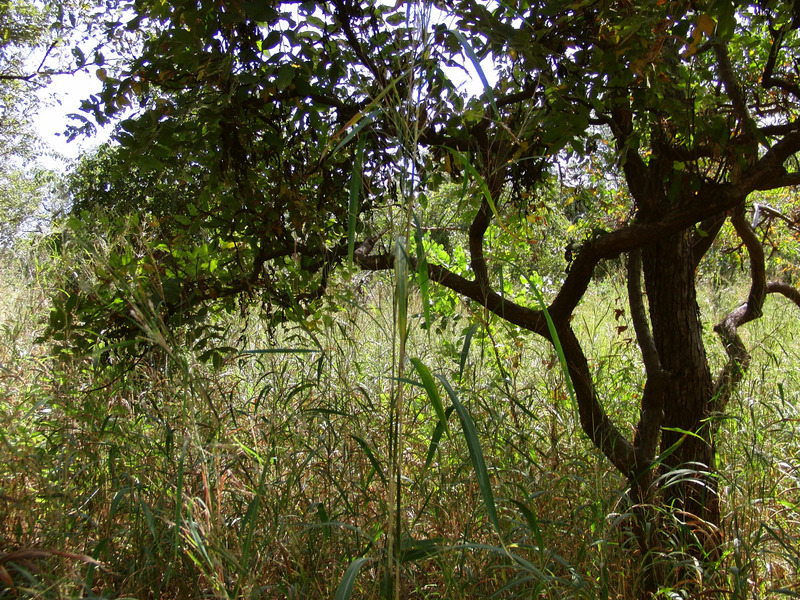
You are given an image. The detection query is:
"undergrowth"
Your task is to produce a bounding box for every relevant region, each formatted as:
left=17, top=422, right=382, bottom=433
left=0, top=247, right=798, bottom=599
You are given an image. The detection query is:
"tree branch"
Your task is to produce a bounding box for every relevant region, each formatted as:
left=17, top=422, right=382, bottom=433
left=713, top=40, right=758, bottom=143
left=752, top=171, right=800, bottom=191
left=759, top=121, right=800, bottom=137
left=743, top=129, right=800, bottom=191
left=711, top=207, right=766, bottom=411
left=762, top=24, right=800, bottom=98
left=354, top=238, right=637, bottom=480
left=469, top=198, right=492, bottom=299
left=355, top=248, right=549, bottom=333
left=627, top=250, right=668, bottom=473
left=552, top=183, right=745, bottom=320
left=558, top=324, right=636, bottom=479
left=754, top=203, right=800, bottom=234
left=332, top=0, right=386, bottom=87
left=767, top=280, right=800, bottom=308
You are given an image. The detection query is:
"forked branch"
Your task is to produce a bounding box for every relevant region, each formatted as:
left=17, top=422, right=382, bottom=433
left=353, top=235, right=637, bottom=479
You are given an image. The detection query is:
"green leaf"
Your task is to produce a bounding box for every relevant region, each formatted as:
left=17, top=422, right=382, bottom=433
left=347, top=135, right=366, bottom=264
left=395, top=239, right=410, bottom=342
left=275, top=63, right=295, bottom=90
left=399, top=536, right=441, bottom=563
left=436, top=375, right=502, bottom=539
left=713, top=0, right=736, bottom=39
left=334, top=557, right=370, bottom=600
left=409, top=358, right=449, bottom=437
left=138, top=154, right=164, bottom=171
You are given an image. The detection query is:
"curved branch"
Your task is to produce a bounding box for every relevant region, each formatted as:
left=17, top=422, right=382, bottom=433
left=332, top=0, right=386, bottom=86
left=733, top=207, right=767, bottom=318
left=711, top=208, right=767, bottom=411
left=743, top=129, right=800, bottom=192
left=355, top=240, right=636, bottom=479
left=355, top=248, right=549, bottom=334
left=627, top=250, right=660, bottom=376
left=762, top=75, right=800, bottom=99
left=495, top=85, right=541, bottom=109
left=753, top=171, right=800, bottom=191
left=767, top=280, right=800, bottom=307
left=759, top=121, right=800, bottom=137
left=762, top=24, right=800, bottom=98
left=551, top=183, right=745, bottom=321
left=755, top=203, right=800, bottom=234
left=469, top=198, right=492, bottom=299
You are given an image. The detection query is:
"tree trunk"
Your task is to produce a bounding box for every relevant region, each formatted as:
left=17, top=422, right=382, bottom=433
left=642, top=230, right=719, bottom=526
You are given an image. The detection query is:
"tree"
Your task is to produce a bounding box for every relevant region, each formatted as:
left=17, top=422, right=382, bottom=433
left=63, top=0, right=800, bottom=594
left=0, top=0, right=112, bottom=245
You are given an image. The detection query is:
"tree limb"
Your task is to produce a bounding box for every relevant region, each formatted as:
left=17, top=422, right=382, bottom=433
left=627, top=249, right=668, bottom=474
left=767, top=280, right=800, bottom=308
left=711, top=207, right=766, bottom=411
left=557, top=324, right=637, bottom=479
left=743, top=129, right=800, bottom=191
left=469, top=198, right=492, bottom=299
left=551, top=183, right=745, bottom=320
left=762, top=24, right=800, bottom=98
left=354, top=238, right=637, bottom=479
left=713, top=40, right=758, bottom=143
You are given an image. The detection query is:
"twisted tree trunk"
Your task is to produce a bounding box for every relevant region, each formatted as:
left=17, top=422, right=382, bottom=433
left=642, top=231, right=719, bottom=527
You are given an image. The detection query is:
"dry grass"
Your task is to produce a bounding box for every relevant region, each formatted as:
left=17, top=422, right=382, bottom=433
left=0, top=251, right=798, bottom=599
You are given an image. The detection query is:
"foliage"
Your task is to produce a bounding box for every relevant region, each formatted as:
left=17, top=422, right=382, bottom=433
left=42, top=0, right=800, bottom=595
left=2, top=258, right=800, bottom=598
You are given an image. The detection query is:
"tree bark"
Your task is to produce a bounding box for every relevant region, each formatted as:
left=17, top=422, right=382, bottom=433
left=641, top=230, right=718, bottom=527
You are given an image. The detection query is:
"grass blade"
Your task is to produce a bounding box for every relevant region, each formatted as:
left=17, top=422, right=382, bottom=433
left=348, top=135, right=367, bottom=264
left=164, top=439, right=189, bottom=590
left=525, top=272, right=576, bottom=407
left=334, top=556, right=370, bottom=600
left=395, top=238, right=410, bottom=341
left=423, top=406, right=455, bottom=473
left=447, top=148, right=517, bottom=240
left=330, top=110, right=379, bottom=155
left=412, top=215, right=431, bottom=329
left=459, top=322, right=478, bottom=381
left=351, top=434, right=388, bottom=486
left=451, top=29, right=498, bottom=116
left=409, top=357, right=449, bottom=436
left=233, top=460, right=270, bottom=598
left=435, top=374, right=501, bottom=539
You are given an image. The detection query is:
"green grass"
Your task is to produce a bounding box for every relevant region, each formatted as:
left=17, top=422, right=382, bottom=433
left=0, top=251, right=798, bottom=599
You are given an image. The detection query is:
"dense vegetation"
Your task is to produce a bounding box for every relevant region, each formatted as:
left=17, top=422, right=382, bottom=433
left=1, top=0, right=800, bottom=598
left=2, top=254, right=800, bottom=599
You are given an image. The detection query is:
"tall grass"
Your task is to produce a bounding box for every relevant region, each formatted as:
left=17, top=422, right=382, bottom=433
left=1, top=237, right=798, bottom=598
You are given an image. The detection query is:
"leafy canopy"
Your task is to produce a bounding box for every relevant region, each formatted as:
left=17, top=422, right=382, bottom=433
left=60, top=0, right=800, bottom=340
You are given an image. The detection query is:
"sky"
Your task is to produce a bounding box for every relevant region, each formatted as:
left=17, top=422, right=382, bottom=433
left=34, top=68, right=113, bottom=168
